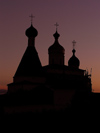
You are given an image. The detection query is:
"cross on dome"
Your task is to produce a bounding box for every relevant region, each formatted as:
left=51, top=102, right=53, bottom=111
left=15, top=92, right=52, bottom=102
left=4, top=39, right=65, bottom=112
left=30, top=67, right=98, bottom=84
left=54, top=22, right=59, bottom=31
left=72, top=40, right=76, bottom=49
left=29, top=14, right=35, bottom=24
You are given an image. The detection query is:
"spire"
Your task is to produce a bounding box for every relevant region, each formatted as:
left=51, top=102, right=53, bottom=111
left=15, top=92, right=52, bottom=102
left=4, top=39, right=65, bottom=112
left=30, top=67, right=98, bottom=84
left=14, top=21, right=42, bottom=79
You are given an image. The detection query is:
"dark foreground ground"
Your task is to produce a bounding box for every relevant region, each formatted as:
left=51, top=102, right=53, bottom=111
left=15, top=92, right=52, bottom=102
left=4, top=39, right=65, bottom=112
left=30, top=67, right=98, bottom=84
left=0, top=92, right=100, bottom=131
left=1, top=107, right=100, bottom=131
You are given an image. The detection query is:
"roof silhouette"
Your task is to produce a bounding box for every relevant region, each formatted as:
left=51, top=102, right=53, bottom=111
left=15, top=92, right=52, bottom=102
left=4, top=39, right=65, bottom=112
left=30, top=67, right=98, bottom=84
left=14, top=46, right=42, bottom=77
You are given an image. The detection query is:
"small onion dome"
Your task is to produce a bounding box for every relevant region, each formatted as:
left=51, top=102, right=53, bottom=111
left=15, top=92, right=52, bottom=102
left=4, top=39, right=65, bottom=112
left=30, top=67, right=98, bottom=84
left=48, top=31, right=65, bottom=54
left=25, top=24, right=38, bottom=38
left=53, top=31, right=60, bottom=39
left=68, top=49, right=80, bottom=68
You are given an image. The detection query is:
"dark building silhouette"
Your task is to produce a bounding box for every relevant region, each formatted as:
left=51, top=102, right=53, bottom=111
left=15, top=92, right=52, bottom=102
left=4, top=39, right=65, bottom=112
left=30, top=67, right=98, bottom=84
left=0, top=22, right=92, bottom=116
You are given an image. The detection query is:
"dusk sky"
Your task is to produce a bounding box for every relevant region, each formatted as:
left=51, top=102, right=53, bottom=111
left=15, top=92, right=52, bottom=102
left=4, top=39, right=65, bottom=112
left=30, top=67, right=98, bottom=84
left=1, top=0, right=100, bottom=92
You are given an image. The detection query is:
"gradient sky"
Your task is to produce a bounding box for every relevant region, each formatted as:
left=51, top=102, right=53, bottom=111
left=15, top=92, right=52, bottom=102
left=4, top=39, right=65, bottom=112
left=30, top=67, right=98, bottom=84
left=0, top=0, right=100, bottom=92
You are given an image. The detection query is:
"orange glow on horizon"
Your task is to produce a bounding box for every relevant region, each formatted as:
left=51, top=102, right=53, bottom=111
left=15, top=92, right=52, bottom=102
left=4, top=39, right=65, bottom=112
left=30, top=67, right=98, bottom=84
left=0, top=85, right=8, bottom=90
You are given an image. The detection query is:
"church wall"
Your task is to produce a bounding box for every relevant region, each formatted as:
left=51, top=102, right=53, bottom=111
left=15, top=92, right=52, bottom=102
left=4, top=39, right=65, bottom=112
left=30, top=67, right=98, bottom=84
left=14, top=76, right=46, bottom=84
left=64, top=70, right=84, bottom=76
left=8, top=84, right=40, bottom=93
left=44, top=66, right=84, bottom=76
left=46, top=68, right=64, bottom=74
left=54, top=90, right=75, bottom=106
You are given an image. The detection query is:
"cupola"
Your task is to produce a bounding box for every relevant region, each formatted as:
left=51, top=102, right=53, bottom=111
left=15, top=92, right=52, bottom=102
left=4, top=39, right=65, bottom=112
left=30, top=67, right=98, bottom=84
left=68, top=40, right=80, bottom=68
left=48, top=23, right=65, bottom=65
left=25, top=15, right=38, bottom=47
left=25, top=24, right=38, bottom=38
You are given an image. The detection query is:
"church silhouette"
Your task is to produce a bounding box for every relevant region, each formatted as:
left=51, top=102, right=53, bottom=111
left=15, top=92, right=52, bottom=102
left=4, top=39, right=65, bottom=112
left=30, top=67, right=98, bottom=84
left=0, top=21, right=92, bottom=116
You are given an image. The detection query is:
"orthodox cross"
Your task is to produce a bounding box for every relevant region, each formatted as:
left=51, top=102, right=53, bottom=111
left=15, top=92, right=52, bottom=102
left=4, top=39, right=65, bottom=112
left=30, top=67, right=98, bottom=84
left=72, top=40, right=76, bottom=49
left=54, top=22, right=59, bottom=31
left=29, top=14, right=35, bottom=24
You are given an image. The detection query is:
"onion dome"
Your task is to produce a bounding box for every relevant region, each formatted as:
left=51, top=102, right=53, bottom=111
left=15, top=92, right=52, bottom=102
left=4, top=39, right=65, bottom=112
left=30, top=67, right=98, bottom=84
left=68, top=49, right=80, bottom=68
left=48, top=31, right=65, bottom=54
left=25, top=24, right=38, bottom=38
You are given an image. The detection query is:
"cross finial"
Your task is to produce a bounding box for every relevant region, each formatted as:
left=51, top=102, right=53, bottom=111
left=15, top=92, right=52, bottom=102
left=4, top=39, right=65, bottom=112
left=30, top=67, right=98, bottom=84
left=54, top=22, right=59, bottom=31
left=72, top=40, right=76, bottom=49
left=29, top=14, right=35, bottom=24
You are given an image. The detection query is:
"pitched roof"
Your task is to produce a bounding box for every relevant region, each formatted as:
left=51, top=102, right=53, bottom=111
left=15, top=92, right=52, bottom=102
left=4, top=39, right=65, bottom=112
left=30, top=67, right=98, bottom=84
left=14, top=46, right=43, bottom=77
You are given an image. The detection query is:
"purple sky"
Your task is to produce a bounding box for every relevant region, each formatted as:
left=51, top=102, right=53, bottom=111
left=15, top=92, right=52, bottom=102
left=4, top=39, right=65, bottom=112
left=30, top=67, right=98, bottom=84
left=0, top=0, right=100, bottom=92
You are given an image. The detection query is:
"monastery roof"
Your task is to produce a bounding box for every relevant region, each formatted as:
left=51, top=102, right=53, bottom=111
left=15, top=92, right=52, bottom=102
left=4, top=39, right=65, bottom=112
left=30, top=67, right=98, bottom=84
left=14, top=46, right=43, bottom=77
